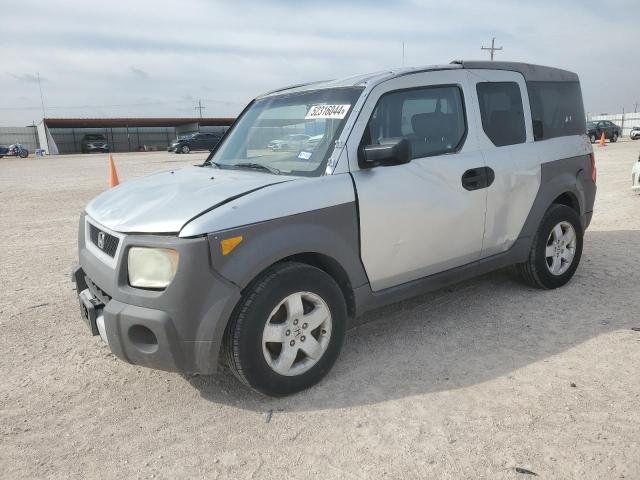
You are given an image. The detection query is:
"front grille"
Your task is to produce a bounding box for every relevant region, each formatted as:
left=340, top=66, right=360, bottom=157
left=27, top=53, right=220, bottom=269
left=89, top=223, right=119, bottom=257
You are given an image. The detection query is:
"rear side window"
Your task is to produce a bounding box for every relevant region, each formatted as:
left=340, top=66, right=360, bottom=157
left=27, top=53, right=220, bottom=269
left=362, top=85, right=467, bottom=160
left=528, top=81, right=586, bottom=140
left=476, top=82, right=526, bottom=147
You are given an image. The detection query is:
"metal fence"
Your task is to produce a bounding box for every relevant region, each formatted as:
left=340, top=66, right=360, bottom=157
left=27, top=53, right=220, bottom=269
left=588, top=113, right=640, bottom=138
left=0, top=127, right=40, bottom=152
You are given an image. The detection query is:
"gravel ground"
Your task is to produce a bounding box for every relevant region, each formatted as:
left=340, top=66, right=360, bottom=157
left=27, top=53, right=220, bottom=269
left=1, top=143, right=640, bottom=479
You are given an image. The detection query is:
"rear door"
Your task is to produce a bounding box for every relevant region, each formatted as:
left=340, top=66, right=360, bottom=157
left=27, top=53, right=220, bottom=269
left=466, top=69, right=540, bottom=257
left=347, top=70, right=488, bottom=291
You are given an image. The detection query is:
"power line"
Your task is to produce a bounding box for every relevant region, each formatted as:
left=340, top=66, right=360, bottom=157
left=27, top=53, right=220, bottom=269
left=481, top=37, right=503, bottom=61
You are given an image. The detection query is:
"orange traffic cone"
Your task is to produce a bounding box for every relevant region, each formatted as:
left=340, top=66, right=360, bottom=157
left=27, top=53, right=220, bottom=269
left=108, top=154, right=120, bottom=187
left=599, top=132, right=606, bottom=147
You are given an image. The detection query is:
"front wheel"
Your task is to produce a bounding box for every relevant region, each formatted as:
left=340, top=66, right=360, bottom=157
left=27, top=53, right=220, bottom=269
left=589, top=134, right=596, bottom=144
left=517, top=204, right=583, bottom=289
left=225, top=262, right=347, bottom=396
left=611, top=132, right=618, bottom=143
left=19, top=150, right=28, bottom=158
left=181, top=144, right=190, bottom=154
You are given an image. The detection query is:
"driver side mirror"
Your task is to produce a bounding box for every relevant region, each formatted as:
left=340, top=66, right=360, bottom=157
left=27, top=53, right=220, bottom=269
left=361, top=137, right=411, bottom=168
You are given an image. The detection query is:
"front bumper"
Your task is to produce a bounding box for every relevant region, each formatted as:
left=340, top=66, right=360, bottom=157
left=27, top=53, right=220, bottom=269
left=73, top=214, right=242, bottom=374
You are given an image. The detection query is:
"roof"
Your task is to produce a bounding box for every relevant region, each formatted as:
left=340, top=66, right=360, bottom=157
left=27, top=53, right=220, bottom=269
left=43, top=117, right=235, bottom=128
left=453, top=61, right=579, bottom=82
left=258, top=60, right=579, bottom=98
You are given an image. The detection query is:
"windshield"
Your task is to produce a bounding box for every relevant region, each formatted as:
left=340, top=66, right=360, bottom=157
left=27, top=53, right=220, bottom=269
left=586, top=122, right=596, bottom=128
left=207, top=87, right=363, bottom=176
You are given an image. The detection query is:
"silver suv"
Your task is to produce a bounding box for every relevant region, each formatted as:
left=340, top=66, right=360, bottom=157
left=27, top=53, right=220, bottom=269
left=73, top=61, right=596, bottom=396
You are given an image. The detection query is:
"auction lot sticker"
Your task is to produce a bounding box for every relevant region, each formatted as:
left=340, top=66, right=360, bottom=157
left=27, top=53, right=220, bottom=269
left=305, top=104, right=351, bottom=120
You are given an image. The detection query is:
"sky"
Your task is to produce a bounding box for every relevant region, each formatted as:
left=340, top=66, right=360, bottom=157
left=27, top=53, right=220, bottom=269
left=0, top=0, right=638, bottom=126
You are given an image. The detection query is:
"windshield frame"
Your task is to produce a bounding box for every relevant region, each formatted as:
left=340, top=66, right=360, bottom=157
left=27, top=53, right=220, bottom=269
left=204, top=86, right=364, bottom=177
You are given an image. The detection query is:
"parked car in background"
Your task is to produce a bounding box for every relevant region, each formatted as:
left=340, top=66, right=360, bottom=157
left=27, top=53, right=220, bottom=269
left=586, top=120, right=621, bottom=143
left=305, top=134, right=325, bottom=150
left=74, top=60, right=595, bottom=396
left=168, top=132, right=222, bottom=154
left=81, top=134, right=110, bottom=153
left=267, top=134, right=310, bottom=151
left=630, top=126, right=640, bottom=140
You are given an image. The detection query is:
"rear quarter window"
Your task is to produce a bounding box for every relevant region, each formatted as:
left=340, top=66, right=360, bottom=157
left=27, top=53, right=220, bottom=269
left=528, top=81, right=586, bottom=141
left=476, top=82, right=526, bottom=147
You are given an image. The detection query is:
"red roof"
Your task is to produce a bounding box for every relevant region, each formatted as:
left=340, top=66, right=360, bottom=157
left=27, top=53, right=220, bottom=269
left=43, top=117, right=235, bottom=128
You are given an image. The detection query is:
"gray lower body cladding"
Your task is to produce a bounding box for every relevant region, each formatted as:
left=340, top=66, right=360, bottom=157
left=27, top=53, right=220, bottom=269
left=76, top=213, right=241, bottom=374
left=74, top=202, right=366, bottom=374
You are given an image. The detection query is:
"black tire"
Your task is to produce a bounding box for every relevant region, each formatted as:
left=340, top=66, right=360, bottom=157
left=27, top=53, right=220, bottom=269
left=225, top=262, right=347, bottom=397
left=611, top=132, right=618, bottom=143
left=517, top=204, right=583, bottom=289
left=181, top=144, right=190, bottom=154
left=589, top=134, right=596, bottom=144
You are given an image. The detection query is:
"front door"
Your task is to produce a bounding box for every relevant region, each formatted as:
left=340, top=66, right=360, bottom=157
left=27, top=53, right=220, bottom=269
left=347, top=70, right=488, bottom=291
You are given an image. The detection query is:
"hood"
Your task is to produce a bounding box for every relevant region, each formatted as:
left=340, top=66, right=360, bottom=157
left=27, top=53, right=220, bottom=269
left=86, top=166, right=294, bottom=233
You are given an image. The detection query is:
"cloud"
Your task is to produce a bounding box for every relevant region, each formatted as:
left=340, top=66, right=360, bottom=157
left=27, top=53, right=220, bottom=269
left=130, top=66, right=149, bottom=80
left=8, top=73, right=46, bottom=83
left=0, top=0, right=638, bottom=125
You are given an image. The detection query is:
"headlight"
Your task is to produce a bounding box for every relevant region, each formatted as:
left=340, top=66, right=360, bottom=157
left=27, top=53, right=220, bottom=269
left=128, top=247, right=179, bottom=289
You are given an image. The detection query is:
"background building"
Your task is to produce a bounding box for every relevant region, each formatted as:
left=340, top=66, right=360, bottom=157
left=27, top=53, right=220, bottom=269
left=0, top=117, right=235, bottom=154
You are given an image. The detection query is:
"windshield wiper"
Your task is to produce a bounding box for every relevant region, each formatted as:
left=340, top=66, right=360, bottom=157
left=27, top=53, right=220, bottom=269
left=233, top=162, right=280, bottom=175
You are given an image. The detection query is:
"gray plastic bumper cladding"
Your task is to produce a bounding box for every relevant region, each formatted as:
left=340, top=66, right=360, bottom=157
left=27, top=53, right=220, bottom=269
left=76, top=214, right=241, bottom=374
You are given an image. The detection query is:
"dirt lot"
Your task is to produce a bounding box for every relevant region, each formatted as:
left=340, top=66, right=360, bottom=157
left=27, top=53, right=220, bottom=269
left=1, top=143, right=640, bottom=479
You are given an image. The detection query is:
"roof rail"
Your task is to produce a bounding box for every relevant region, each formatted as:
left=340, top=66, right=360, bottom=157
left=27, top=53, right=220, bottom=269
left=258, top=80, right=331, bottom=98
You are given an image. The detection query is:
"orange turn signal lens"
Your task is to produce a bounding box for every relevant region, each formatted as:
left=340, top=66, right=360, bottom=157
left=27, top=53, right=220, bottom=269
left=220, top=236, right=243, bottom=256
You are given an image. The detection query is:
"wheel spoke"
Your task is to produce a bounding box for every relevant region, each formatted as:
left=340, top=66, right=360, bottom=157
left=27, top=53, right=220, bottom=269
left=303, top=304, right=330, bottom=330
left=552, top=224, right=563, bottom=242
left=275, top=345, right=297, bottom=374
left=562, top=228, right=575, bottom=245
left=545, top=245, right=556, bottom=258
left=549, top=256, right=562, bottom=274
left=263, top=323, right=287, bottom=343
left=284, top=294, right=304, bottom=320
left=561, top=248, right=575, bottom=263
left=299, top=336, right=323, bottom=360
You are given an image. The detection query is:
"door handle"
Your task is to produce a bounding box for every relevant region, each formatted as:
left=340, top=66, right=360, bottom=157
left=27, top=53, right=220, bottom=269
left=462, top=167, right=495, bottom=191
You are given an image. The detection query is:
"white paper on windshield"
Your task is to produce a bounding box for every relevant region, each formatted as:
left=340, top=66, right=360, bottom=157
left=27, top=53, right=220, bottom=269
left=305, top=104, right=351, bottom=120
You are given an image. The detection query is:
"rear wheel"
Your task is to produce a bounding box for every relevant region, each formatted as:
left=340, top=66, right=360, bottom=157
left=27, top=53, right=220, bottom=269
left=589, top=134, right=596, bottom=144
left=517, top=204, right=583, bottom=289
left=225, top=262, right=347, bottom=396
left=611, top=132, right=619, bottom=143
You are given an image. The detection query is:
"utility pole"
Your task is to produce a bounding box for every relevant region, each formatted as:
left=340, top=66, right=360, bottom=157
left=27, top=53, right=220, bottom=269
left=481, top=37, right=503, bottom=61
left=37, top=72, right=46, bottom=119
left=194, top=99, right=205, bottom=119
left=402, top=41, right=405, bottom=66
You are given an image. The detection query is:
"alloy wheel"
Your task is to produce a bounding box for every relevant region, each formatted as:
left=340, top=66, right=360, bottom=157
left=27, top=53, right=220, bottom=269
left=262, top=291, right=332, bottom=376
left=545, top=221, right=577, bottom=276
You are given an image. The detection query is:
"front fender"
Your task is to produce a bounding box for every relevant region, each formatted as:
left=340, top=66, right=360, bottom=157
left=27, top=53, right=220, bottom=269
left=207, top=202, right=368, bottom=291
